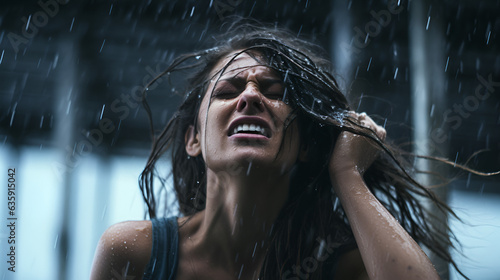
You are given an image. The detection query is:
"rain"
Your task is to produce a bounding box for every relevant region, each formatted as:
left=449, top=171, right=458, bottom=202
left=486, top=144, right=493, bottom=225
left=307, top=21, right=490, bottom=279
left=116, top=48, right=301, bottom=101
left=0, top=0, right=499, bottom=280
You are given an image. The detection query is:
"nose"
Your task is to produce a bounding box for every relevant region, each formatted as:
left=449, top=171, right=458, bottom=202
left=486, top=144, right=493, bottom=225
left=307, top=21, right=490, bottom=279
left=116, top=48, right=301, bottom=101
left=236, top=83, right=265, bottom=113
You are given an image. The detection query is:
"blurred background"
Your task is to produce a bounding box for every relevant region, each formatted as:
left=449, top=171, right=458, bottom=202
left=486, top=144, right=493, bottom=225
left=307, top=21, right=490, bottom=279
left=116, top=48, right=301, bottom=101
left=0, top=0, right=499, bottom=279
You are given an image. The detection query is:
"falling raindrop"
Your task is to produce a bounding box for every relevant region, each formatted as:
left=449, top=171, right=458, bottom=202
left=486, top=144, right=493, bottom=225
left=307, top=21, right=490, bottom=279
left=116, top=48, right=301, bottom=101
left=54, top=234, right=59, bottom=249
left=238, top=264, right=244, bottom=279
left=66, top=100, right=72, bottom=115
left=101, top=205, right=107, bottom=220
left=356, top=93, right=363, bottom=111
left=246, top=161, right=252, bottom=175
left=9, top=102, right=17, bottom=127
left=100, top=104, right=106, bottom=120
left=99, top=39, right=106, bottom=53
left=25, top=14, right=32, bottom=31
left=316, top=239, right=326, bottom=259
left=252, top=242, right=257, bottom=258
left=282, top=88, right=288, bottom=104
left=69, top=17, right=75, bottom=32
left=476, top=122, right=483, bottom=140
left=123, top=262, right=130, bottom=278
left=333, top=196, right=339, bottom=211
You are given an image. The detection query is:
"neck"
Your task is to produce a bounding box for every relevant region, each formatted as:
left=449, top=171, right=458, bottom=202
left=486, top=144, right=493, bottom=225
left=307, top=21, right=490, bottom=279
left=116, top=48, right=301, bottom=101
left=188, top=162, right=291, bottom=277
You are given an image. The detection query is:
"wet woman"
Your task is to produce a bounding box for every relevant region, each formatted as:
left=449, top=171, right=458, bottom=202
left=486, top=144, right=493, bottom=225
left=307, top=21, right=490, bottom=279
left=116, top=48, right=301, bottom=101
left=90, top=23, right=464, bottom=279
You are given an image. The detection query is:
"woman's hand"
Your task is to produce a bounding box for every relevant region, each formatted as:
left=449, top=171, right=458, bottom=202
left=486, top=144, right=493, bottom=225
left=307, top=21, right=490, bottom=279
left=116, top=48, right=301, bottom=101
left=329, top=112, right=386, bottom=176
left=328, top=112, right=440, bottom=280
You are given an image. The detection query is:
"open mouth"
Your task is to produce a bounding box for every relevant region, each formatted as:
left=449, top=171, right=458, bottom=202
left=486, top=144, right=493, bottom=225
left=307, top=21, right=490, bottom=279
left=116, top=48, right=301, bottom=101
left=230, top=124, right=269, bottom=137
left=228, top=117, right=271, bottom=138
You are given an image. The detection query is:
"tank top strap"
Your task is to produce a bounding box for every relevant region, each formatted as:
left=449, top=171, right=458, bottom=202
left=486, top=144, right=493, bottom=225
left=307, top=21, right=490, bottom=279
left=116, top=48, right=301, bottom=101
left=143, top=216, right=179, bottom=280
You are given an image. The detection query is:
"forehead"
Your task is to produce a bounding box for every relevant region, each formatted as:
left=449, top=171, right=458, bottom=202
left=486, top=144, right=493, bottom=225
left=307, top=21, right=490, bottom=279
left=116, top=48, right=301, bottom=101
left=211, top=51, right=278, bottom=80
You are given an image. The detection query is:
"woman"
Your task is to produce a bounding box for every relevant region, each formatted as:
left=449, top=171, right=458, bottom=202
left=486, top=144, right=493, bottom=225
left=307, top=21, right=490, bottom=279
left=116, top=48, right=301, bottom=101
left=90, top=22, right=464, bottom=279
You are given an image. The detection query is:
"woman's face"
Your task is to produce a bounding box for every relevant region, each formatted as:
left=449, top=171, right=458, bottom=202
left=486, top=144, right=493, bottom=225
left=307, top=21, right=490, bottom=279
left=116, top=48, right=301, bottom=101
left=187, top=51, right=303, bottom=175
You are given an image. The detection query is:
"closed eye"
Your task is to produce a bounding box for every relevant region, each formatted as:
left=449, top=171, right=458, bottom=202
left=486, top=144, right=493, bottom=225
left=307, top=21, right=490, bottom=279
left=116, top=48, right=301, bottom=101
left=213, top=82, right=241, bottom=99
left=212, top=78, right=284, bottom=100
left=262, top=82, right=284, bottom=100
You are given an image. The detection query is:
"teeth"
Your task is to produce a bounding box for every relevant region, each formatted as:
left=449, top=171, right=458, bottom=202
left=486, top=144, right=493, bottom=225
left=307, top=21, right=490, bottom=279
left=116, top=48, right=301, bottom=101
left=232, top=124, right=267, bottom=136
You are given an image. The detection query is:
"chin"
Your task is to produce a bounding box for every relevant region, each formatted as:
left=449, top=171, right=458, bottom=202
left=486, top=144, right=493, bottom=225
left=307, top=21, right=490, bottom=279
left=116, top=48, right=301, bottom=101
left=210, top=152, right=296, bottom=177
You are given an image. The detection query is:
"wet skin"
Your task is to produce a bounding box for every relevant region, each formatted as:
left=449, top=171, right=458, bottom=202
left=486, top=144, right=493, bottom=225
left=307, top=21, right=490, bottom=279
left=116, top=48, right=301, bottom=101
left=190, top=51, right=304, bottom=176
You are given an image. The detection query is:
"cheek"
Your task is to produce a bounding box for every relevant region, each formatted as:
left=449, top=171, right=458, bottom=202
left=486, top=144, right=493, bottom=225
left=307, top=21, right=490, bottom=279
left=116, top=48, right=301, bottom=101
left=196, top=90, right=214, bottom=129
left=267, top=98, right=293, bottom=119
left=197, top=102, right=229, bottom=150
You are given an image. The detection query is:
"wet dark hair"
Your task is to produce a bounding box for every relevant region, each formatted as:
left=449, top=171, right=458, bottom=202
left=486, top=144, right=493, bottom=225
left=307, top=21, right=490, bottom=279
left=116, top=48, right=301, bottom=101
left=139, top=21, right=472, bottom=279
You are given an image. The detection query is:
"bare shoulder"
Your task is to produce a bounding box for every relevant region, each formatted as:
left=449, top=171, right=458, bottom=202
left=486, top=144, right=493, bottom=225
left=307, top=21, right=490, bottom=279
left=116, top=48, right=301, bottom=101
left=333, top=248, right=369, bottom=280
left=90, top=220, right=153, bottom=280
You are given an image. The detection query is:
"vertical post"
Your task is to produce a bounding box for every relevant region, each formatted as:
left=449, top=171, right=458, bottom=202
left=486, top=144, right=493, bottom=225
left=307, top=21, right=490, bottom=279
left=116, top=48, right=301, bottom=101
left=330, top=0, right=354, bottom=92
left=53, top=37, right=78, bottom=280
left=409, top=0, right=449, bottom=278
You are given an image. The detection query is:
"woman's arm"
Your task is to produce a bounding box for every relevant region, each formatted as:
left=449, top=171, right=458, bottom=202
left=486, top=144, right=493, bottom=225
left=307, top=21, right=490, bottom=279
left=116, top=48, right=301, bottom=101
left=329, top=113, right=440, bottom=280
left=90, top=220, right=153, bottom=280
